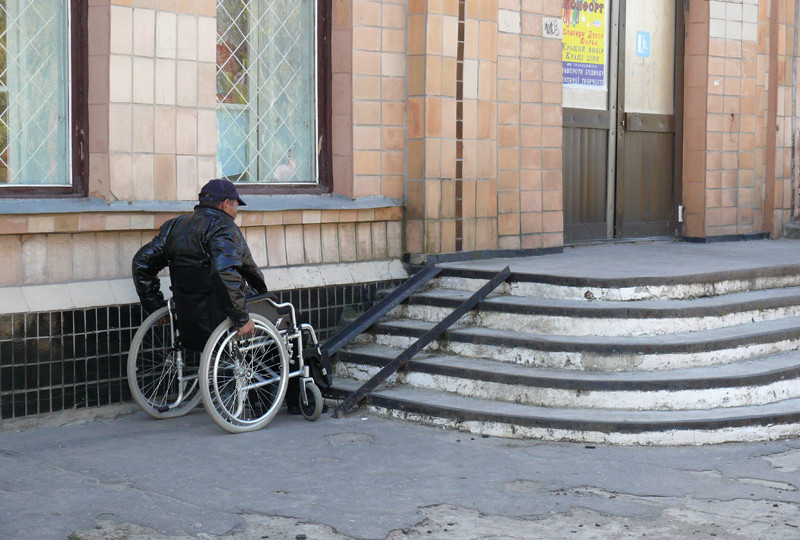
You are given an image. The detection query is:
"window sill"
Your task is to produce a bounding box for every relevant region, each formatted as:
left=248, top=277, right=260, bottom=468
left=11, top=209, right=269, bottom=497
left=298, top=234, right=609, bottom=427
left=0, top=194, right=402, bottom=215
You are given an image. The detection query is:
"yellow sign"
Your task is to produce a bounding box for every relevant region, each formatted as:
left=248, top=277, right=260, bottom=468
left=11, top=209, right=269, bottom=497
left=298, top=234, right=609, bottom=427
left=562, top=0, right=606, bottom=87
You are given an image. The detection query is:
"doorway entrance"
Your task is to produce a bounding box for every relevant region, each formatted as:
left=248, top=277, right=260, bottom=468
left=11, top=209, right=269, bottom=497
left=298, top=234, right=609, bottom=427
left=561, top=0, right=684, bottom=243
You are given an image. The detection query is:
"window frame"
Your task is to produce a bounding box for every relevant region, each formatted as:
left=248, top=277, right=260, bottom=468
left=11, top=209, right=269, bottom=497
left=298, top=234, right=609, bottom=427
left=0, top=0, right=89, bottom=199
left=223, top=0, right=332, bottom=197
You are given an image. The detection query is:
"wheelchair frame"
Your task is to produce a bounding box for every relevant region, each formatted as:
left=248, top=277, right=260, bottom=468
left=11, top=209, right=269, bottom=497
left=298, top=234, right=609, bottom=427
left=127, top=293, right=323, bottom=433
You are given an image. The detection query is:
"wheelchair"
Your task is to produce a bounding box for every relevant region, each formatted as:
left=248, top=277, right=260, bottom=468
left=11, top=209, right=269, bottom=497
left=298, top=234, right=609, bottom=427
left=126, top=293, right=324, bottom=433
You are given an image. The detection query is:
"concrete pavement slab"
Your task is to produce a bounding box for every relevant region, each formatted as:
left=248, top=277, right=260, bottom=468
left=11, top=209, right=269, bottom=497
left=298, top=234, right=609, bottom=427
left=1, top=408, right=800, bottom=539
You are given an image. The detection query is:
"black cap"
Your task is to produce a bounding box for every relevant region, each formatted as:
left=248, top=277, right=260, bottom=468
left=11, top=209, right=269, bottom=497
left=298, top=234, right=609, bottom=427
left=199, top=178, right=246, bottom=206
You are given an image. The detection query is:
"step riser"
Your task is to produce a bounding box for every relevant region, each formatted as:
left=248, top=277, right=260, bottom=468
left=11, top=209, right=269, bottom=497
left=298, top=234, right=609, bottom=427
left=394, top=304, right=800, bottom=337
left=369, top=407, right=800, bottom=445
left=335, top=362, right=800, bottom=411
left=434, top=275, right=800, bottom=301
left=358, top=333, right=800, bottom=371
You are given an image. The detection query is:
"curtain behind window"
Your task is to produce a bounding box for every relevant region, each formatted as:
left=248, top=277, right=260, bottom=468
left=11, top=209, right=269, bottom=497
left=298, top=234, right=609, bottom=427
left=1, top=0, right=70, bottom=185
left=217, top=0, right=317, bottom=185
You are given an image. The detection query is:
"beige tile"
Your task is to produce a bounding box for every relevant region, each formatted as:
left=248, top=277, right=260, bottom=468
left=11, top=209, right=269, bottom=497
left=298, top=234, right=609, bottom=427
left=285, top=225, right=305, bottom=265
left=351, top=176, right=378, bottom=198
left=197, top=63, right=217, bottom=108
left=110, top=154, right=134, bottom=200
left=303, top=224, right=323, bottom=264
left=21, top=235, right=47, bottom=285
left=154, top=106, right=176, bottom=154
left=321, top=223, right=340, bottom=263
left=426, top=55, right=442, bottom=95
left=97, top=232, right=122, bottom=279
left=133, top=154, right=156, bottom=200
left=354, top=101, right=381, bottom=124
left=354, top=50, right=381, bottom=76
left=132, top=105, right=155, bottom=152
left=382, top=3, right=406, bottom=28
left=176, top=108, right=198, bottom=155
left=354, top=76, right=381, bottom=100
left=383, top=77, right=405, bottom=102
left=177, top=14, right=197, bottom=60
left=245, top=226, right=268, bottom=266
left=197, top=109, right=216, bottom=156
left=155, top=59, right=176, bottom=105
left=197, top=16, right=216, bottom=62
left=0, top=236, right=21, bottom=285
left=156, top=11, right=178, bottom=58
left=133, top=7, right=155, bottom=56
left=176, top=60, right=198, bottom=106
left=382, top=102, right=405, bottom=126
left=371, top=222, right=388, bottom=258
left=109, top=54, right=132, bottom=103
left=354, top=26, right=382, bottom=51
left=73, top=234, right=98, bottom=280
left=132, top=57, right=155, bottom=104
left=387, top=220, right=403, bottom=256
left=353, top=0, right=381, bottom=25
left=154, top=154, right=177, bottom=199
left=47, top=234, right=74, bottom=284
left=176, top=155, right=198, bottom=200
left=356, top=222, right=373, bottom=260
left=383, top=151, right=405, bottom=176
left=479, top=22, right=498, bottom=61
left=382, top=28, right=405, bottom=53
left=382, top=52, right=405, bottom=77
left=478, top=61, right=497, bottom=101
left=337, top=223, right=356, bottom=261
left=110, top=6, right=133, bottom=55
left=354, top=126, right=382, bottom=150
left=266, top=226, right=288, bottom=266
left=442, top=15, right=458, bottom=57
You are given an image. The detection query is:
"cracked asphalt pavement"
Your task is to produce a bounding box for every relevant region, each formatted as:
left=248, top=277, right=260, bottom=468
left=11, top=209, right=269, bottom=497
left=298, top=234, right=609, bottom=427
left=2, top=407, right=800, bottom=539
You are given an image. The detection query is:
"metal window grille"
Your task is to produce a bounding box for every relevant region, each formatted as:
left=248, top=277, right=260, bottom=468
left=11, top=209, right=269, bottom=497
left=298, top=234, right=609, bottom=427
left=216, top=0, right=317, bottom=185
left=0, top=0, right=70, bottom=186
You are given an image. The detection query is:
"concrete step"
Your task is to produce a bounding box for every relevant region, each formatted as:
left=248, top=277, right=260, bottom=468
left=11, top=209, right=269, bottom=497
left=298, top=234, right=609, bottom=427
left=393, top=286, right=800, bottom=336
left=431, top=265, right=800, bottom=301
left=327, top=377, right=800, bottom=445
left=335, top=343, right=800, bottom=410
left=360, top=316, right=800, bottom=371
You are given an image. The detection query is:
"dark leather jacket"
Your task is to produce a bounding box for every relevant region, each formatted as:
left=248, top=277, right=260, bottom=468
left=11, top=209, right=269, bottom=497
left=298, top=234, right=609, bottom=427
left=132, top=204, right=267, bottom=349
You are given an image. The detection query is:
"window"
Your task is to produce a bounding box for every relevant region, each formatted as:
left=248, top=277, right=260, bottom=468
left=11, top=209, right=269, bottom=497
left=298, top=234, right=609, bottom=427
left=216, top=0, right=329, bottom=191
left=0, top=0, right=87, bottom=196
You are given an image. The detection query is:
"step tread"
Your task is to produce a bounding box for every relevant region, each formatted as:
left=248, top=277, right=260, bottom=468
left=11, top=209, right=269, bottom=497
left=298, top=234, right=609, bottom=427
left=331, top=377, right=800, bottom=428
left=409, top=286, right=800, bottom=317
left=372, top=315, right=800, bottom=349
left=338, top=343, right=800, bottom=389
left=435, top=259, right=800, bottom=289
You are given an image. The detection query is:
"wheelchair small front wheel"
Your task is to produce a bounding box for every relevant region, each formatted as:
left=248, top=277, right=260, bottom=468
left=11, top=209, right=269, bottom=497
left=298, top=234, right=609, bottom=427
left=300, top=381, right=323, bottom=421
left=199, top=314, right=289, bottom=433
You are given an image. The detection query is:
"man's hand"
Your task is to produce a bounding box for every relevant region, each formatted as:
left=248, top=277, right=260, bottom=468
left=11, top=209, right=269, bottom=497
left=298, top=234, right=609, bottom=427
left=236, top=317, right=255, bottom=336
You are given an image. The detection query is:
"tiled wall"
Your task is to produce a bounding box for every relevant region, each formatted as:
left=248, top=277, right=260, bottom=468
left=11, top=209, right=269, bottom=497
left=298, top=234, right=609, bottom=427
left=683, top=0, right=795, bottom=239
left=405, top=0, right=562, bottom=255
left=0, top=208, right=402, bottom=287
left=332, top=0, right=407, bottom=200
left=0, top=279, right=403, bottom=420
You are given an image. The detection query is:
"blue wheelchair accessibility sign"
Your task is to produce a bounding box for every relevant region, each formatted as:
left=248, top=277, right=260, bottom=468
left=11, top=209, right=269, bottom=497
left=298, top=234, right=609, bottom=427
left=636, top=31, right=650, bottom=57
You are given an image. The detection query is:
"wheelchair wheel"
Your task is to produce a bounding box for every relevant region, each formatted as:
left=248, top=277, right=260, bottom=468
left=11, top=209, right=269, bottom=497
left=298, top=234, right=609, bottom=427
left=127, top=306, right=201, bottom=419
left=300, top=381, right=323, bottom=422
left=199, top=314, right=289, bottom=433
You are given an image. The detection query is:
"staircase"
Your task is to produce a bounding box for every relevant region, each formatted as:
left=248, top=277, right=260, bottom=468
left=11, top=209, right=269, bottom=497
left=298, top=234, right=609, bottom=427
left=327, top=262, right=800, bottom=445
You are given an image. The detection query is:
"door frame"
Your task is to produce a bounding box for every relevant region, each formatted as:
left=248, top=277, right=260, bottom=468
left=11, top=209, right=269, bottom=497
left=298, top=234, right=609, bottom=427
left=612, top=0, right=684, bottom=239
left=562, top=0, right=685, bottom=243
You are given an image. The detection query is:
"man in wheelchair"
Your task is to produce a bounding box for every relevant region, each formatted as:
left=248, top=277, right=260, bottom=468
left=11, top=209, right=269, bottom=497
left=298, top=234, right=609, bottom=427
left=132, top=178, right=266, bottom=351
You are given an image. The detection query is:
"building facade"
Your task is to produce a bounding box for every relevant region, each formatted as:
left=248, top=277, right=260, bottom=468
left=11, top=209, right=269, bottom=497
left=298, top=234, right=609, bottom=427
left=0, top=0, right=797, bottom=419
